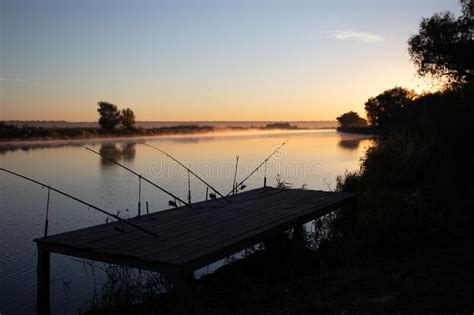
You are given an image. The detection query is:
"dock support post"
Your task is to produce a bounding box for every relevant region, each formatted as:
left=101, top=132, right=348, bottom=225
left=37, top=245, right=50, bottom=315
left=170, top=269, right=194, bottom=291
left=138, top=176, right=142, bottom=217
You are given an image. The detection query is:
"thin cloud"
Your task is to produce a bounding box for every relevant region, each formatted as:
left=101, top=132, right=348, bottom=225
left=0, top=75, right=24, bottom=82
left=0, top=75, right=39, bottom=86
left=328, top=30, right=384, bottom=43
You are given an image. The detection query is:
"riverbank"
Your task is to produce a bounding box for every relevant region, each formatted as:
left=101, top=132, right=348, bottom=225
left=182, top=200, right=472, bottom=313
left=0, top=124, right=215, bottom=142
left=87, top=203, right=474, bottom=314
left=85, top=162, right=474, bottom=314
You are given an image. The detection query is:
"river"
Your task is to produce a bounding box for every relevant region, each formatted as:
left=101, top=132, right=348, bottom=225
left=0, top=129, right=373, bottom=314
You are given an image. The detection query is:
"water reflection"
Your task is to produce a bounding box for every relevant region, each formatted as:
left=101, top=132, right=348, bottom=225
left=338, top=136, right=372, bottom=151
left=0, top=129, right=341, bottom=155
left=0, top=136, right=205, bottom=155
left=0, top=141, right=83, bottom=155
left=99, top=143, right=136, bottom=166
left=0, top=129, right=373, bottom=314
left=122, top=143, right=136, bottom=161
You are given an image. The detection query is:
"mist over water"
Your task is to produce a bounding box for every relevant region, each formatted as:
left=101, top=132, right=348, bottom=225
left=0, top=129, right=372, bottom=314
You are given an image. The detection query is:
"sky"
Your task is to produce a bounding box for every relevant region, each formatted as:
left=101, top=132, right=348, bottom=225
left=0, top=0, right=461, bottom=121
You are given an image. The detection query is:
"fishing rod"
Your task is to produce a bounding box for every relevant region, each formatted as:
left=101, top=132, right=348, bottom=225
left=144, top=143, right=230, bottom=202
left=232, top=155, right=239, bottom=195
left=226, top=140, right=287, bottom=196
left=83, top=146, right=193, bottom=209
left=0, top=168, right=159, bottom=238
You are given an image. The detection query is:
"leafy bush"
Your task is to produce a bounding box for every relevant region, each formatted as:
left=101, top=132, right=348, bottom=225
left=330, top=83, right=473, bottom=260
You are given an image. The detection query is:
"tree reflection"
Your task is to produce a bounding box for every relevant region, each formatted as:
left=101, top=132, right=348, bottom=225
left=121, top=143, right=136, bottom=161
left=338, top=138, right=363, bottom=151
left=99, top=143, right=136, bottom=166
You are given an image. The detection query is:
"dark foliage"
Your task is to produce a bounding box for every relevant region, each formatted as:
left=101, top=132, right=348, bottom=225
left=147, top=125, right=214, bottom=135
left=264, top=122, right=298, bottom=129
left=336, top=111, right=370, bottom=134
left=333, top=83, right=474, bottom=260
left=97, top=102, right=121, bottom=131
left=364, top=87, right=416, bottom=132
left=336, top=111, right=367, bottom=128
left=120, top=108, right=136, bottom=130
left=408, top=4, right=474, bottom=85
left=0, top=122, right=100, bottom=139
left=0, top=122, right=214, bottom=140
left=334, top=0, right=473, bottom=259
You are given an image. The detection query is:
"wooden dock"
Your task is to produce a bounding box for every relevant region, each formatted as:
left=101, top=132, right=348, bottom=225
left=34, top=187, right=356, bottom=314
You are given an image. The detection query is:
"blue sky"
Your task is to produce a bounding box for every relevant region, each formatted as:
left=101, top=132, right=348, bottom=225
left=0, top=0, right=460, bottom=121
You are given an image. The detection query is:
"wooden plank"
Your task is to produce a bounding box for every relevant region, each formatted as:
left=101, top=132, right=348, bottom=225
left=169, top=193, right=353, bottom=264
left=50, top=188, right=294, bottom=251
left=43, top=187, right=283, bottom=245
left=116, top=192, right=342, bottom=263
left=35, top=242, right=182, bottom=275
left=42, top=190, right=342, bottom=261
left=35, top=189, right=356, bottom=274
left=86, top=189, right=321, bottom=256
left=120, top=187, right=290, bottom=231
left=112, top=188, right=307, bottom=236
left=151, top=192, right=352, bottom=264
left=61, top=190, right=311, bottom=260
left=124, top=190, right=328, bottom=258
left=176, top=194, right=356, bottom=269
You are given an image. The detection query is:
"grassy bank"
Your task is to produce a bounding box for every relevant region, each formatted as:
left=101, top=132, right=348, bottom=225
left=0, top=123, right=216, bottom=141
left=85, top=208, right=474, bottom=313
left=0, top=122, right=314, bottom=142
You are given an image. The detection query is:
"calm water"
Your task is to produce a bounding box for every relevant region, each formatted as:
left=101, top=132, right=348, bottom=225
left=0, top=129, right=372, bottom=314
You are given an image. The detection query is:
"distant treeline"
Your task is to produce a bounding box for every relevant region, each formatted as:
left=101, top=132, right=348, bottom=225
left=0, top=122, right=306, bottom=141
left=263, top=122, right=298, bottom=129
left=3, top=120, right=338, bottom=129
left=1, top=101, right=309, bottom=141
left=0, top=122, right=215, bottom=140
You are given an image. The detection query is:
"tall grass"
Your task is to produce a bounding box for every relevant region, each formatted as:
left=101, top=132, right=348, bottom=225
left=327, top=83, right=474, bottom=260
left=83, top=263, right=170, bottom=313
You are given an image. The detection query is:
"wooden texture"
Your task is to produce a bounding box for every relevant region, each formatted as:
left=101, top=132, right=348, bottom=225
left=35, top=187, right=356, bottom=273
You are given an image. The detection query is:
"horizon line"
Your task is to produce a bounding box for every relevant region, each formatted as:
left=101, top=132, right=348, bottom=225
left=3, top=119, right=338, bottom=123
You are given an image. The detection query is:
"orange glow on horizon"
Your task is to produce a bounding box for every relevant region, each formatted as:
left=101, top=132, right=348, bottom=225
left=1, top=54, right=443, bottom=122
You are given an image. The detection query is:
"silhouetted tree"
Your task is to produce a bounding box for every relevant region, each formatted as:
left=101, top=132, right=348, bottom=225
left=364, top=87, right=416, bottom=130
left=120, top=108, right=136, bottom=130
left=97, top=102, right=121, bottom=131
left=336, top=111, right=367, bottom=128
left=408, top=0, right=473, bottom=85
